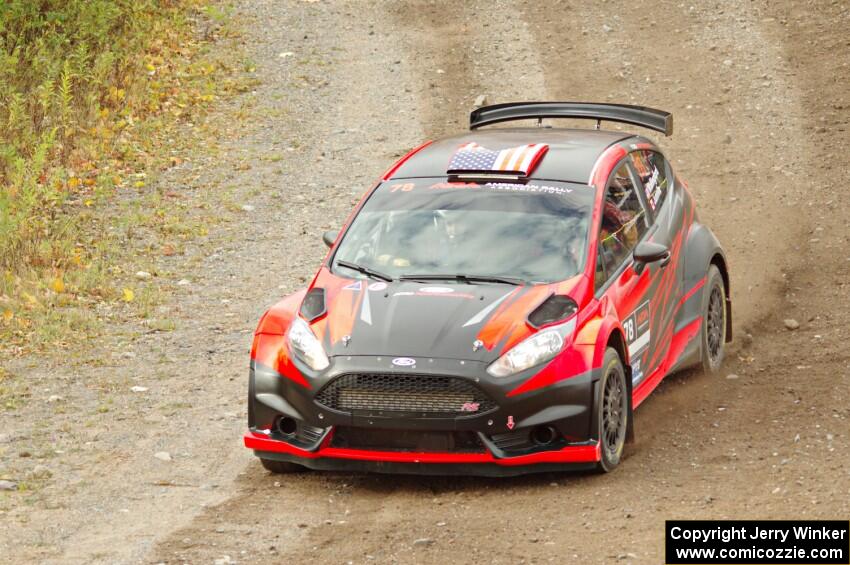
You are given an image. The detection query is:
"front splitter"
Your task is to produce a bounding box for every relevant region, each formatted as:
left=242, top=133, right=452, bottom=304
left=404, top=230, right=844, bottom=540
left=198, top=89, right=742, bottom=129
left=245, top=431, right=600, bottom=476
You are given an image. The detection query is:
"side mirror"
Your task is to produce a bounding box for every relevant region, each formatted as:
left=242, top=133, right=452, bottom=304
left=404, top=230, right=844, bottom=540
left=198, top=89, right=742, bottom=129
left=322, top=230, right=339, bottom=248
left=633, top=241, right=671, bottom=272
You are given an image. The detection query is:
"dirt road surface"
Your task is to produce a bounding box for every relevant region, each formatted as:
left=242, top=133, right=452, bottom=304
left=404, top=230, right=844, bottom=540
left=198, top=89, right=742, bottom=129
left=1, top=1, right=847, bottom=563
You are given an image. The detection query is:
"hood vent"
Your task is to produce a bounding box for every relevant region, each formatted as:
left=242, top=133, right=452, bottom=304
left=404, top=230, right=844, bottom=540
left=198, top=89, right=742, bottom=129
left=527, top=294, right=578, bottom=328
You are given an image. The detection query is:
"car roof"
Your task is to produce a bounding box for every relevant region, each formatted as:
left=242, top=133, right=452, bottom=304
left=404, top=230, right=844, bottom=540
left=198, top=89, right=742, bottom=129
left=390, top=127, right=637, bottom=184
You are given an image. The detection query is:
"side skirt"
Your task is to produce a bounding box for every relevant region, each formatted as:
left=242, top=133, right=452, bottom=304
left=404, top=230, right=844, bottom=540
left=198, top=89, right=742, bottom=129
left=632, top=316, right=702, bottom=408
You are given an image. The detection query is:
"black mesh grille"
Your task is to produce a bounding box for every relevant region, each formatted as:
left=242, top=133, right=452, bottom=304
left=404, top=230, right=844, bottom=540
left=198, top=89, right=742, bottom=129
left=315, top=373, right=495, bottom=416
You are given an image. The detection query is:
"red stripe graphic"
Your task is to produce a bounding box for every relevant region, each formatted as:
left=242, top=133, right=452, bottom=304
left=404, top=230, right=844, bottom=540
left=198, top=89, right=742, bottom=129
left=678, top=276, right=706, bottom=309
left=244, top=432, right=600, bottom=465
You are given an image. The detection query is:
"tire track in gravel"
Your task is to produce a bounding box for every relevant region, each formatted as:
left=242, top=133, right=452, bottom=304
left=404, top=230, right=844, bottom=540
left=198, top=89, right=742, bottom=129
left=4, top=0, right=428, bottom=563
left=149, top=2, right=562, bottom=564
left=149, top=1, right=847, bottom=564
left=516, top=0, right=819, bottom=441
left=523, top=0, right=813, bottom=327
left=247, top=3, right=843, bottom=565
left=388, top=0, right=548, bottom=136
left=518, top=0, right=843, bottom=491
left=4, top=1, right=846, bottom=564
left=144, top=1, right=439, bottom=562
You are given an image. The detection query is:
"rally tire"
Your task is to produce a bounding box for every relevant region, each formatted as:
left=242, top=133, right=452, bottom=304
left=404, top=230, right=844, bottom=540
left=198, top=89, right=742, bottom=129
left=260, top=458, right=305, bottom=474
left=700, top=265, right=726, bottom=374
left=595, top=347, right=629, bottom=473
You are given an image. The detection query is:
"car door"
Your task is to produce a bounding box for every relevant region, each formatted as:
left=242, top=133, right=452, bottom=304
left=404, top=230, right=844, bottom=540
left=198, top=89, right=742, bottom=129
left=594, top=157, right=657, bottom=385
left=628, top=149, right=685, bottom=379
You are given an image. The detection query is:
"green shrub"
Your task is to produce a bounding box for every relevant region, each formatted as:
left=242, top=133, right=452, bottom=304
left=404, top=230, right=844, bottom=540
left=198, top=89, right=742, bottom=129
left=0, top=0, right=182, bottom=269
left=0, top=0, right=224, bottom=351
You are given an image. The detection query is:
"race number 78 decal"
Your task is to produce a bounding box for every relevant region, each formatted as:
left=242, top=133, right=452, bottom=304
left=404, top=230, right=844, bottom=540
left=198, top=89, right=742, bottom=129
left=623, top=300, right=651, bottom=358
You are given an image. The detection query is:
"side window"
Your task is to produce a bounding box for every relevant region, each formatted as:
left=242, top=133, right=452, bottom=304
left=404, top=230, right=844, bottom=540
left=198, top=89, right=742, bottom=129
left=630, top=150, right=670, bottom=212
left=597, top=162, right=650, bottom=285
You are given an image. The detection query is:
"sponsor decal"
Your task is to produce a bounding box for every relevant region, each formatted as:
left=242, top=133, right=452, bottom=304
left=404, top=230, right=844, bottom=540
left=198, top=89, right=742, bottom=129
left=368, top=281, right=388, bottom=291
left=391, top=357, right=416, bottom=367
left=393, top=291, right=415, bottom=297
left=429, top=181, right=478, bottom=190
left=416, top=290, right=475, bottom=299
left=460, top=402, right=480, bottom=413
left=388, top=182, right=415, bottom=193
left=419, top=286, right=454, bottom=294
left=428, top=181, right=573, bottom=195
left=485, top=182, right=572, bottom=195
left=343, top=281, right=362, bottom=291
left=637, top=304, right=650, bottom=327
left=506, top=415, right=516, bottom=430
left=643, top=167, right=660, bottom=210
left=623, top=300, right=651, bottom=357
left=359, top=285, right=372, bottom=325
left=631, top=359, right=643, bottom=384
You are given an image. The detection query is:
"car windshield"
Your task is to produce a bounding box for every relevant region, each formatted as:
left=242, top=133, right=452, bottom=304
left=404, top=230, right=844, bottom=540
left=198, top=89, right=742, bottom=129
left=332, top=179, right=595, bottom=283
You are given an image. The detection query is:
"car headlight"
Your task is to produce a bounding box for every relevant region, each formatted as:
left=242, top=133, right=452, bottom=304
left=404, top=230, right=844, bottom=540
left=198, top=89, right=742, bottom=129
left=287, top=316, right=330, bottom=371
left=486, top=318, right=576, bottom=378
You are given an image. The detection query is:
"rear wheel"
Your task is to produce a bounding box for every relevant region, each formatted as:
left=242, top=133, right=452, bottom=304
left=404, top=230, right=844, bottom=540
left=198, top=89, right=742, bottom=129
left=596, top=347, right=629, bottom=473
left=260, top=458, right=305, bottom=474
left=701, top=265, right=727, bottom=374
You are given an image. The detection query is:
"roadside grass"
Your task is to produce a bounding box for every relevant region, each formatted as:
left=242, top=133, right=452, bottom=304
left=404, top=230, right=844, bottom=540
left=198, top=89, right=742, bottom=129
left=0, top=1, right=253, bottom=359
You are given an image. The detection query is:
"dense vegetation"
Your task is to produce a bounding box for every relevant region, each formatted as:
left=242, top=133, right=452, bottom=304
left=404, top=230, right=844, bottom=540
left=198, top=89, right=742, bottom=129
left=0, top=0, right=223, bottom=349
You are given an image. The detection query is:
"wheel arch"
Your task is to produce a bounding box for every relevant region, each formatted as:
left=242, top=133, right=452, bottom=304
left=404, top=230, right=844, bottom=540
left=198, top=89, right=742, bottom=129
left=709, top=252, right=733, bottom=342
left=604, top=328, right=635, bottom=443
left=606, top=328, right=629, bottom=369
left=681, top=223, right=732, bottom=341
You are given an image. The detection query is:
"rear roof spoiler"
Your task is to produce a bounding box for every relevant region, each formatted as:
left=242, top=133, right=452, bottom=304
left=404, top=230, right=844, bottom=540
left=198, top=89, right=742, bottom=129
left=470, top=102, right=673, bottom=136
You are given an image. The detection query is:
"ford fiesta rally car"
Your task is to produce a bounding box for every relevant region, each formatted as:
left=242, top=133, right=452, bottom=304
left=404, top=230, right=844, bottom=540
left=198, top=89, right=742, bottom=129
left=245, top=102, right=731, bottom=476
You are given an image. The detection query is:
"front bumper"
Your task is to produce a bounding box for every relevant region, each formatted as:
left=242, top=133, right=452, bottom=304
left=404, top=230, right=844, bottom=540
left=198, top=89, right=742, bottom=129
left=245, top=431, right=599, bottom=476
left=246, top=354, right=601, bottom=476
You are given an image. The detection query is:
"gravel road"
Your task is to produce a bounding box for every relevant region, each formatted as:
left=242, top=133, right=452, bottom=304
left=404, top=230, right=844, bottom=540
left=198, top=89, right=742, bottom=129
left=1, top=1, right=847, bottom=563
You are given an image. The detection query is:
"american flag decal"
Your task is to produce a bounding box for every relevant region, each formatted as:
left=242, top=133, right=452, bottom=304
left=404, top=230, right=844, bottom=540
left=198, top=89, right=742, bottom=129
left=447, top=142, right=549, bottom=176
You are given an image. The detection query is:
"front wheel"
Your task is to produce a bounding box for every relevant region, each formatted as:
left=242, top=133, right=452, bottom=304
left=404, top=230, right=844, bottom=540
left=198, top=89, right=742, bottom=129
left=701, top=265, right=727, bottom=374
left=595, top=347, right=629, bottom=473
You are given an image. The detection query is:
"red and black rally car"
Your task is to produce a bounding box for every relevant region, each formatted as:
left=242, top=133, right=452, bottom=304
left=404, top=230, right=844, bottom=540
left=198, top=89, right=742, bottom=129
left=245, top=102, right=731, bottom=476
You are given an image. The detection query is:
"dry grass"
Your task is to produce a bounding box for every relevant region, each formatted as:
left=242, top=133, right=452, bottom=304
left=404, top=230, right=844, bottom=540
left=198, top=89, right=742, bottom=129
left=0, top=1, right=248, bottom=354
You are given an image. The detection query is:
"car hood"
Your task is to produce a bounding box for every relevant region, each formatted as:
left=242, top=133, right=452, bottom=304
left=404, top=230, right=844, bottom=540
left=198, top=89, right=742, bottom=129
left=310, top=270, right=580, bottom=362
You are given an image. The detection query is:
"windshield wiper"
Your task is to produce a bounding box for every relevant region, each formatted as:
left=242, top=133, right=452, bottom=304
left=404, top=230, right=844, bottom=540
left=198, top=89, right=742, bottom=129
left=336, top=260, right=394, bottom=282
left=398, top=273, right=525, bottom=286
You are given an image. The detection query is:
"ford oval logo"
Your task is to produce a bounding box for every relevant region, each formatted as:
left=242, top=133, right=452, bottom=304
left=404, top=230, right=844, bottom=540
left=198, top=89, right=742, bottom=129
left=392, top=357, right=416, bottom=367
